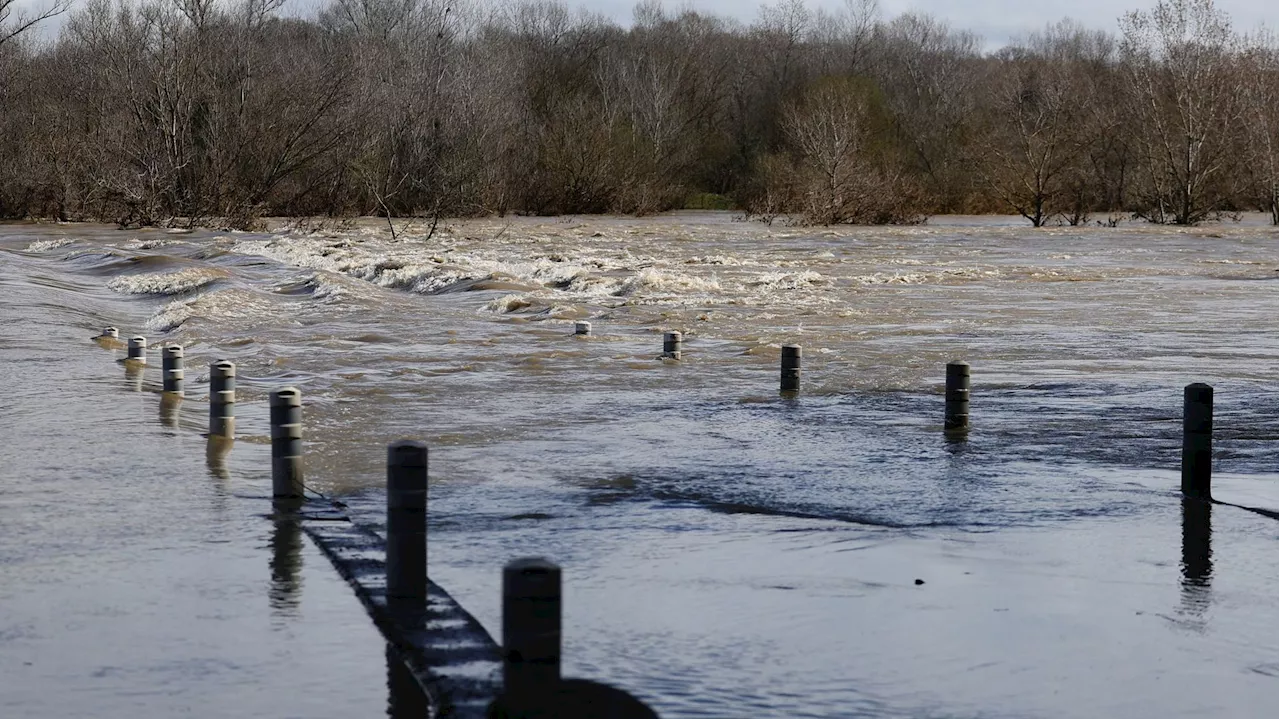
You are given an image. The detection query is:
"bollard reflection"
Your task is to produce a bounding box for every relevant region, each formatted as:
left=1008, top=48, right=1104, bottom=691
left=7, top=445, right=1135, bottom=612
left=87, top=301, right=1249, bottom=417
left=269, top=510, right=304, bottom=619
left=943, top=428, right=969, bottom=451
left=123, top=362, right=143, bottom=392
left=1178, top=497, right=1213, bottom=621
left=159, top=392, right=182, bottom=429
left=205, top=435, right=234, bottom=480
left=385, top=644, right=428, bottom=718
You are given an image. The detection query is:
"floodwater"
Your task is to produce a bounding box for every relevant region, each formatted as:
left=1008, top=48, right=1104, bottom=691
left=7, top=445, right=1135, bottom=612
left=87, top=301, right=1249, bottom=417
left=1, top=212, right=1276, bottom=718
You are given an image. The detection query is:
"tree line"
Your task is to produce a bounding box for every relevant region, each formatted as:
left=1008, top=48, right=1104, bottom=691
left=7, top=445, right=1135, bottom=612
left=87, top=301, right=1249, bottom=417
left=0, top=0, right=1275, bottom=229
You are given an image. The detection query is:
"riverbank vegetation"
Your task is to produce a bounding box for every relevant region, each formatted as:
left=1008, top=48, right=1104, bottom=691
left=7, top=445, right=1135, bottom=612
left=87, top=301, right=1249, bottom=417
left=0, top=0, right=1275, bottom=228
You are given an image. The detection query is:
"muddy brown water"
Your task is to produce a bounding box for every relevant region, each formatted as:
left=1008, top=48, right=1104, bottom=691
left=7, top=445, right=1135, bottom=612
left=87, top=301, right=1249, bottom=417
left=1, top=213, right=1276, bottom=717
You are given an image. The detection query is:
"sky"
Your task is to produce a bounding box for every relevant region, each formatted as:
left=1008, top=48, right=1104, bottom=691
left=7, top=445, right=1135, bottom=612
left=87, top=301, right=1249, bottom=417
left=10, top=0, right=1279, bottom=48
left=604, top=0, right=1279, bottom=46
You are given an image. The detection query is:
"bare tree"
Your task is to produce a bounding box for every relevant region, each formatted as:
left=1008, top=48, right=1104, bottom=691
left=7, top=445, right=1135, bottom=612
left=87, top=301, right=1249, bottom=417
left=1120, top=0, right=1243, bottom=224
left=1233, top=31, right=1278, bottom=224
left=781, top=76, right=920, bottom=225
left=874, top=12, right=981, bottom=212
left=976, top=21, right=1106, bottom=226
left=0, top=0, right=1273, bottom=227
left=0, top=0, right=73, bottom=48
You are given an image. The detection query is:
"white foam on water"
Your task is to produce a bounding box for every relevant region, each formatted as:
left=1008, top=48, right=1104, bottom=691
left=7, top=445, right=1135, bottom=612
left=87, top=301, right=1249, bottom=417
left=118, top=239, right=187, bottom=250
left=614, top=267, right=722, bottom=297
left=147, top=287, right=279, bottom=332
left=107, top=268, right=228, bottom=295
left=748, top=270, right=826, bottom=291
left=485, top=294, right=535, bottom=314
left=25, top=238, right=75, bottom=252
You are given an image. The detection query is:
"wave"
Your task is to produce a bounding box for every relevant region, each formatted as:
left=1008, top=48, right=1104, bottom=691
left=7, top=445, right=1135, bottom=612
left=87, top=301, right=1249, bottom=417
left=271, top=272, right=365, bottom=303
left=850, top=268, right=1000, bottom=285
left=613, top=267, right=721, bottom=297
left=485, top=293, right=535, bottom=314
left=118, top=238, right=187, bottom=251
left=24, top=238, right=75, bottom=252
left=147, top=287, right=277, bottom=332
left=748, top=270, right=825, bottom=291
left=107, top=267, right=228, bottom=295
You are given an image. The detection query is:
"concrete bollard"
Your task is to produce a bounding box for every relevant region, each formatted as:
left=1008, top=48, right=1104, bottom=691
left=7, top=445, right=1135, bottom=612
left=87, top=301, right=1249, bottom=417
left=944, top=361, right=970, bottom=432
left=127, top=336, right=147, bottom=364
left=503, top=557, right=562, bottom=703
left=662, top=331, right=682, bottom=360
left=386, top=440, right=428, bottom=607
left=574, top=321, right=592, bottom=336
left=270, top=388, right=304, bottom=499
left=162, top=345, right=184, bottom=395
left=780, top=344, right=801, bottom=394
left=101, top=327, right=119, bottom=339
left=209, top=360, right=236, bottom=438
left=1181, top=383, right=1213, bottom=499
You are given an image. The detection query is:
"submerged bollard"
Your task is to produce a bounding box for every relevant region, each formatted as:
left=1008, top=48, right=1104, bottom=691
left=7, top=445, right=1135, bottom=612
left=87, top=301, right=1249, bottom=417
left=127, top=336, right=147, bottom=364
left=162, top=345, right=184, bottom=395
left=386, top=440, right=428, bottom=607
left=209, top=360, right=236, bottom=438
left=503, top=557, right=562, bottom=703
left=1181, top=383, right=1213, bottom=499
left=101, top=327, right=119, bottom=339
left=270, top=388, right=304, bottom=499
left=574, top=321, right=592, bottom=336
left=780, top=344, right=801, bottom=394
left=944, top=361, right=970, bottom=432
left=662, top=330, right=682, bottom=360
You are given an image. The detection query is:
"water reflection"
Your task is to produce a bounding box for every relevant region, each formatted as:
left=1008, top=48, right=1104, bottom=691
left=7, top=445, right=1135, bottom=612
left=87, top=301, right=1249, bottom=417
left=385, top=644, right=428, bottom=718
left=269, top=512, right=304, bottom=619
left=123, top=362, right=143, bottom=392
left=1178, top=498, right=1213, bottom=622
left=206, top=436, right=233, bottom=480
left=159, top=393, right=182, bottom=429
left=943, top=428, right=970, bottom=453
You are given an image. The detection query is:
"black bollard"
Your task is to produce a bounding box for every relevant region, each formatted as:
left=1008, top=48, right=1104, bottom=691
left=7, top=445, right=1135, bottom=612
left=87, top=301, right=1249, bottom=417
left=663, top=331, right=682, bottom=360
left=502, top=557, right=561, bottom=704
left=209, top=360, right=236, bottom=438
left=944, top=361, right=970, bottom=432
left=1181, top=383, right=1213, bottom=499
left=270, top=388, right=304, bottom=499
left=127, top=336, right=147, bottom=364
left=575, top=321, right=592, bottom=336
left=162, top=345, right=184, bottom=396
left=780, top=344, right=801, bottom=394
left=386, top=441, right=428, bottom=608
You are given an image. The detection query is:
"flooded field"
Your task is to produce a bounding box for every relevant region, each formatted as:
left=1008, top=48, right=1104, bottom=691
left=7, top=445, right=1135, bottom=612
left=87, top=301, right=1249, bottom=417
left=1, top=212, right=1276, bottom=717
